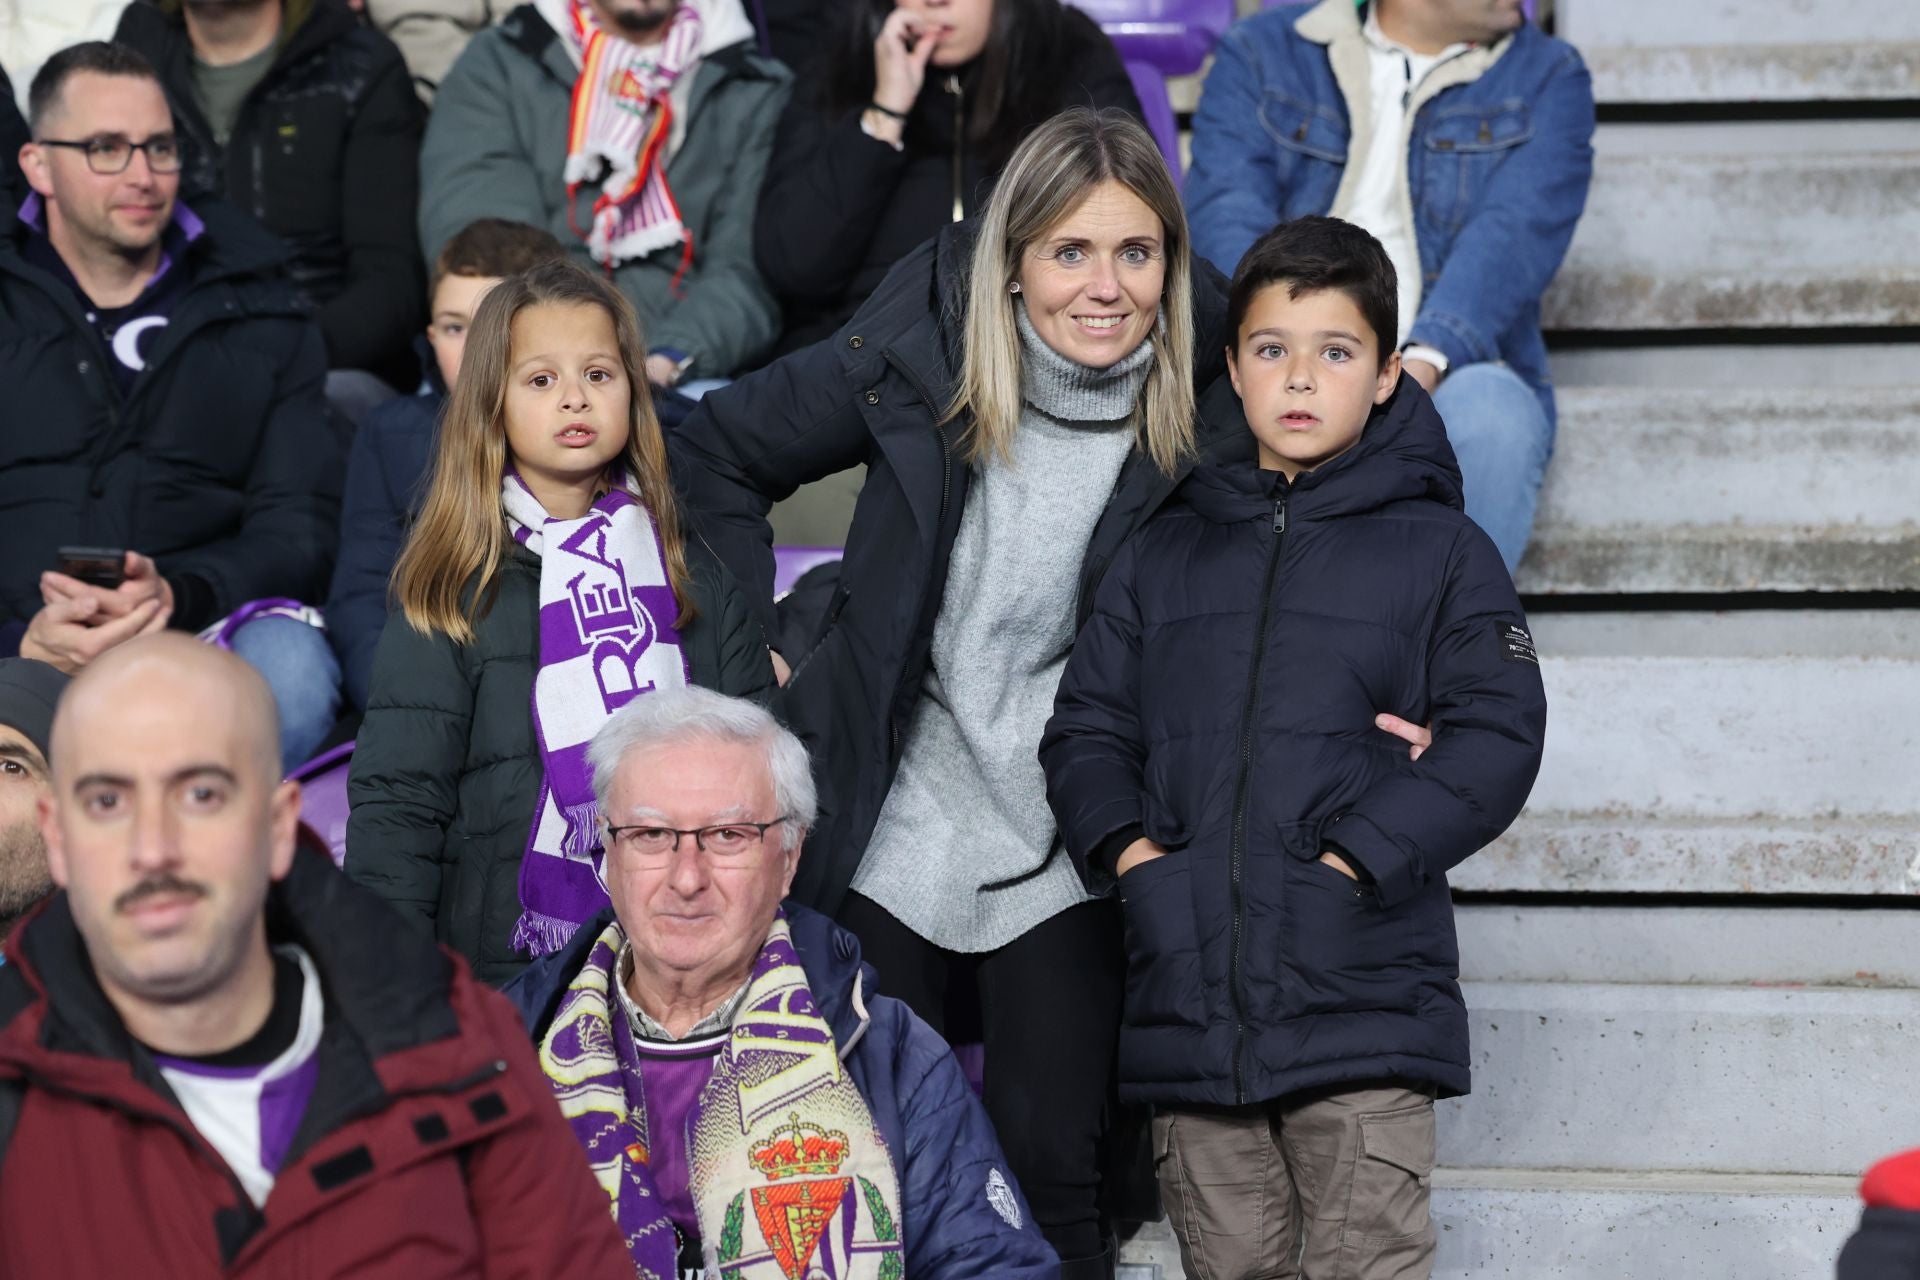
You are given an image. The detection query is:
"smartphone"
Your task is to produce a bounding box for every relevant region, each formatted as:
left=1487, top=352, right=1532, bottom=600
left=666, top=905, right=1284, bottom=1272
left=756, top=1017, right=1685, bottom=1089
left=56, top=546, right=127, bottom=589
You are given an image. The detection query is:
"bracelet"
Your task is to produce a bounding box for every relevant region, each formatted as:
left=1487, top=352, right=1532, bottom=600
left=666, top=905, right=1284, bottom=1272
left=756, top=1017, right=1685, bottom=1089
left=867, top=100, right=908, bottom=121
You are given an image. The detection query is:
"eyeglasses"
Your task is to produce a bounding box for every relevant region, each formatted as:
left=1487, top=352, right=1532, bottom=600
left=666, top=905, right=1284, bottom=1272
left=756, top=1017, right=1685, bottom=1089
left=38, top=135, right=182, bottom=175
left=604, top=816, right=794, bottom=863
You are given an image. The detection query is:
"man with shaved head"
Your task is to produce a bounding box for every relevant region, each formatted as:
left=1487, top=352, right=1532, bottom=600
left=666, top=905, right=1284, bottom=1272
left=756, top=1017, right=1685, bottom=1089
left=0, top=634, right=632, bottom=1277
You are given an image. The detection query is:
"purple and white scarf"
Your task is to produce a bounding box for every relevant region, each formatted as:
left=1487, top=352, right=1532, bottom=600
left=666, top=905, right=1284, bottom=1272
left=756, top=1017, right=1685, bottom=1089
left=504, top=475, right=689, bottom=956
left=538, top=912, right=905, bottom=1279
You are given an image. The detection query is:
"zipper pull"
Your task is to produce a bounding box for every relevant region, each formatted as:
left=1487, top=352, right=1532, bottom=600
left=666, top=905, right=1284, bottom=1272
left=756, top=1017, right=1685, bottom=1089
left=1273, top=497, right=1287, bottom=534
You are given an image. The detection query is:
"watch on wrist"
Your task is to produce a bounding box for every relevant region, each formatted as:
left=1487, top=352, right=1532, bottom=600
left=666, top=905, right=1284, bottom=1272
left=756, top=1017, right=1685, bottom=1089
left=650, top=346, right=694, bottom=386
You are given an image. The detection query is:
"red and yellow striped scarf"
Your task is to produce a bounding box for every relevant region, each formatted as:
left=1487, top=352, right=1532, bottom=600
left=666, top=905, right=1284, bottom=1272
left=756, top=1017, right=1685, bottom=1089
left=559, top=0, right=703, bottom=275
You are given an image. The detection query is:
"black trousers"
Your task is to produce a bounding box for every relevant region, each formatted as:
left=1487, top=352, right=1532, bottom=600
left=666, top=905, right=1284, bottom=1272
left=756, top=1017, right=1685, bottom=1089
left=839, top=892, right=1124, bottom=1270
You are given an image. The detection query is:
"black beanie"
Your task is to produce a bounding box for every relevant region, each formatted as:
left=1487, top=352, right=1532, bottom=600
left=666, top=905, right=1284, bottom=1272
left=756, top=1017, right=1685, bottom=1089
left=0, top=658, right=69, bottom=760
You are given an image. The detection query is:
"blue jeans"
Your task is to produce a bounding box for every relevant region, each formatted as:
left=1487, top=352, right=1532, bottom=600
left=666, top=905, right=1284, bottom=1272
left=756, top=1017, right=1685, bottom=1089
left=1431, top=363, right=1555, bottom=573
left=228, top=617, right=344, bottom=772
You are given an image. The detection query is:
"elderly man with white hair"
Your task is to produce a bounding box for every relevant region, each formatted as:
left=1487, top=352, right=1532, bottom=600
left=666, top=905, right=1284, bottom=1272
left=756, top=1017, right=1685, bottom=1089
left=505, top=686, right=1059, bottom=1280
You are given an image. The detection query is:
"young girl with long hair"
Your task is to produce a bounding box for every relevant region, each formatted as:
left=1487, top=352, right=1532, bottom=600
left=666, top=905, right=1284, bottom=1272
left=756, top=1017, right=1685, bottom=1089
left=346, top=260, right=774, bottom=985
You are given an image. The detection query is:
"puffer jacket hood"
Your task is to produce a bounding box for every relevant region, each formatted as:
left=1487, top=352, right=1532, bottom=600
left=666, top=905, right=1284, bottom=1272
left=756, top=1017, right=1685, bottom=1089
left=1180, top=376, right=1464, bottom=528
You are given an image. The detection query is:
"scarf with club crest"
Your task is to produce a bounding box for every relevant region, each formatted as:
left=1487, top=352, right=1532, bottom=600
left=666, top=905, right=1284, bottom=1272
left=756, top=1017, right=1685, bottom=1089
left=537, top=912, right=906, bottom=1279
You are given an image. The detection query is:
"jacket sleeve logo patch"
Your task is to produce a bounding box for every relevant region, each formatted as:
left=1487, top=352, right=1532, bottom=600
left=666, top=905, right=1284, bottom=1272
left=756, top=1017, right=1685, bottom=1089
left=986, top=1167, right=1023, bottom=1229
left=1496, top=622, right=1539, bottom=665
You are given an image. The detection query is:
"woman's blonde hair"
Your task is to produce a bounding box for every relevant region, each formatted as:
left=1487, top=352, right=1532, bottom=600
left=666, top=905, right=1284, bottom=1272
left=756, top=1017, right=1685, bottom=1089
left=392, top=260, right=694, bottom=643
left=948, top=106, right=1196, bottom=475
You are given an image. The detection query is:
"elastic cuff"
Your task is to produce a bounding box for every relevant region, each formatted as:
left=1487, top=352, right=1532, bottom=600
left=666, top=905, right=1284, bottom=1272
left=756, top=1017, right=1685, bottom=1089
left=164, top=573, right=217, bottom=632
left=1094, top=824, right=1146, bottom=877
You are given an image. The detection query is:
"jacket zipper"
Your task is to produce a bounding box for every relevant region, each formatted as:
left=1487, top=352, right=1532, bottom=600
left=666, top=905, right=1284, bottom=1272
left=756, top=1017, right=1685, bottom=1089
left=947, top=74, right=965, bottom=222
left=1227, top=484, right=1289, bottom=1105
left=879, top=350, right=955, bottom=757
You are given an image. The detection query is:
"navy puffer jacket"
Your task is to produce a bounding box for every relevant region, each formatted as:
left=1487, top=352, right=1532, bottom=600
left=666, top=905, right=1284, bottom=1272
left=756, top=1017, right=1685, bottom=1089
left=1041, top=376, right=1546, bottom=1107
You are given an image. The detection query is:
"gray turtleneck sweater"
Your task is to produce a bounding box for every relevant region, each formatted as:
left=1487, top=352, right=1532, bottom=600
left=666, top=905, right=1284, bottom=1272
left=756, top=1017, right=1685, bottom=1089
left=852, top=307, right=1154, bottom=951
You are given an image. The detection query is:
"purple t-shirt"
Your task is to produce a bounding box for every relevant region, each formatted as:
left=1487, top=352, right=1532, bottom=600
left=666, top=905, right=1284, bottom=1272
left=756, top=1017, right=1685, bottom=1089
left=631, top=1032, right=726, bottom=1258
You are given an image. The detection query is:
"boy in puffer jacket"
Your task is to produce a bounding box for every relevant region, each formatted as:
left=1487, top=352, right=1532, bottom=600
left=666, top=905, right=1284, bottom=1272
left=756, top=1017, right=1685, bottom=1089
left=1040, top=216, right=1547, bottom=1280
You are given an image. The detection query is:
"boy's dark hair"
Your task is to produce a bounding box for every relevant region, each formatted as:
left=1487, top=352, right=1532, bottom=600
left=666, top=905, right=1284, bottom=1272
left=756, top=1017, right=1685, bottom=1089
left=28, top=43, right=162, bottom=133
left=431, top=219, right=569, bottom=298
left=1227, top=216, right=1399, bottom=361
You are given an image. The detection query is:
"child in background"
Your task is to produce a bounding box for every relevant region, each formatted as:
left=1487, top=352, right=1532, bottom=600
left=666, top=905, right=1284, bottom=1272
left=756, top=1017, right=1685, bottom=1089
left=326, top=218, right=569, bottom=712
left=346, top=260, right=774, bottom=986
left=1041, top=216, right=1547, bottom=1280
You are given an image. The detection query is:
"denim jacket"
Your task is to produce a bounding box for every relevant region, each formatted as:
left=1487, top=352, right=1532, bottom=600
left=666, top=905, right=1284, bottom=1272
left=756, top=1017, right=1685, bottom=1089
left=1187, top=0, right=1595, bottom=423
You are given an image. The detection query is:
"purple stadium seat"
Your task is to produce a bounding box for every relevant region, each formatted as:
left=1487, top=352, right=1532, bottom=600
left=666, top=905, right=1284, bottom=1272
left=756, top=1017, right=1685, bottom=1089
left=1067, top=0, right=1236, bottom=76
left=1126, top=61, right=1184, bottom=183
left=774, top=545, right=844, bottom=598
left=292, top=740, right=354, bottom=867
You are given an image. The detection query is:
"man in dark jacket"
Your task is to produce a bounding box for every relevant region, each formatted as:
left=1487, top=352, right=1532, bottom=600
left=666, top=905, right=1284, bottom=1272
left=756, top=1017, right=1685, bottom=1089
left=0, top=634, right=632, bottom=1277
left=0, top=69, right=28, bottom=210
left=1040, top=218, right=1546, bottom=1280
left=116, top=0, right=428, bottom=409
left=3, top=42, right=345, bottom=766
left=503, top=685, right=1060, bottom=1280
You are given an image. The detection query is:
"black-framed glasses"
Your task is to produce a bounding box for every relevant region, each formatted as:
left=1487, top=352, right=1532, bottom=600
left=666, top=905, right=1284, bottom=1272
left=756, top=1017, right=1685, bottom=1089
left=604, top=816, right=794, bottom=862
left=38, top=135, right=182, bottom=175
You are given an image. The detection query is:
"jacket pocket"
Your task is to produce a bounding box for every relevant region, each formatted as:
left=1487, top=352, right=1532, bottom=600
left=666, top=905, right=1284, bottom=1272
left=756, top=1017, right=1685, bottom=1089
left=786, top=578, right=851, bottom=685
left=1278, top=820, right=1429, bottom=1018
left=1341, top=1100, right=1436, bottom=1263
left=1259, top=92, right=1351, bottom=165
left=1117, top=850, right=1203, bottom=1028
left=1417, top=99, right=1533, bottom=234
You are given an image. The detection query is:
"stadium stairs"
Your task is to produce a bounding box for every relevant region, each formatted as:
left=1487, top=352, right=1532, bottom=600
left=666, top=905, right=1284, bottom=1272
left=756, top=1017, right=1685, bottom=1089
left=1117, top=1, right=1920, bottom=1275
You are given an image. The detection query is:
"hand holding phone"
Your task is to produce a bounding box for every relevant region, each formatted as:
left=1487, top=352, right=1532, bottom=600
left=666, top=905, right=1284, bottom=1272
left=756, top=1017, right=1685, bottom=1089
left=55, top=546, right=127, bottom=589
left=44, top=550, right=173, bottom=623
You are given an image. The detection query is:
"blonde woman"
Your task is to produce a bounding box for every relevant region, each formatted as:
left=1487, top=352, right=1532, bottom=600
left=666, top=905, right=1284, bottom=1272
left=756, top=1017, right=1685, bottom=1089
left=345, top=261, right=773, bottom=987
left=672, top=107, right=1306, bottom=1277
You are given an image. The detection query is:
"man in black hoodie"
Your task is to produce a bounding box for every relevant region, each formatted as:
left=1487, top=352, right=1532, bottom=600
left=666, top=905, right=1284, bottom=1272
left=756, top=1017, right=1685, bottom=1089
left=116, top=0, right=427, bottom=414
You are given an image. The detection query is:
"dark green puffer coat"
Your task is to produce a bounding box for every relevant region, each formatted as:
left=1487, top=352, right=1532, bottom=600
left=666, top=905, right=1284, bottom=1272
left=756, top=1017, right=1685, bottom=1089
left=344, top=539, right=774, bottom=985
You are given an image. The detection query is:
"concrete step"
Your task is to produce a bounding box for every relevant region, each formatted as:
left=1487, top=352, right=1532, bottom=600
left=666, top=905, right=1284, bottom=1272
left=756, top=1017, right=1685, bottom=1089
left=1454, top=611, right=1920, bottom=897
left=1440, top=981, right=1918, bottom=1175
left=1118, top=1171, right=1859, bottom=1279
left=1459, top=814, right=1920, bottom=897
left=1551, top=342, right=1920, bottom=392
left=1585, top=43, right=1920, bottom=106
left=1543, top=127, right=1920, bottom=331
left=1518, top=385, right=1920, bottom=595
left=1561, top=0, right=1920, bottom=103
left=1560, top=0, right=1920, bottom=48
left=1456, top=904, right=1920, bottom=987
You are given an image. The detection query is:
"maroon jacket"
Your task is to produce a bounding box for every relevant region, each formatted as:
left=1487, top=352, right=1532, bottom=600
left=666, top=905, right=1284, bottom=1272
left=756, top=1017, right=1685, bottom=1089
left=0, top=842, right=630, bottom=1279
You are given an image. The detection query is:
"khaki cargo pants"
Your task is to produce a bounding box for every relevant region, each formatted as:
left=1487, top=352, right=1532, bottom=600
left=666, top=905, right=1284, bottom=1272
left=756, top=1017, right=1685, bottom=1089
left=1152, top=1085, right=1436, bottom=1280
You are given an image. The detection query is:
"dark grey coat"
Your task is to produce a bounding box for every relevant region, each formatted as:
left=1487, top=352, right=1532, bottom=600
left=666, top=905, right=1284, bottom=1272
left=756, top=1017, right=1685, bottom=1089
left=344, top=539, right=774, bottom=985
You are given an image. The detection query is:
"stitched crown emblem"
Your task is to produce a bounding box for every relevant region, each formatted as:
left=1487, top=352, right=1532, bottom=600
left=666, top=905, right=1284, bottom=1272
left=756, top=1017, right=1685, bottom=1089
left=749, top=1112, right=851, bottom=1180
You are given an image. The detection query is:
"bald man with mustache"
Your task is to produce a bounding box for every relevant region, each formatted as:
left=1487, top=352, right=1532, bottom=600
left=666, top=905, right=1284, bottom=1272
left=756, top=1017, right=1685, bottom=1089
left=0, top=634, right=629, bottom=1278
